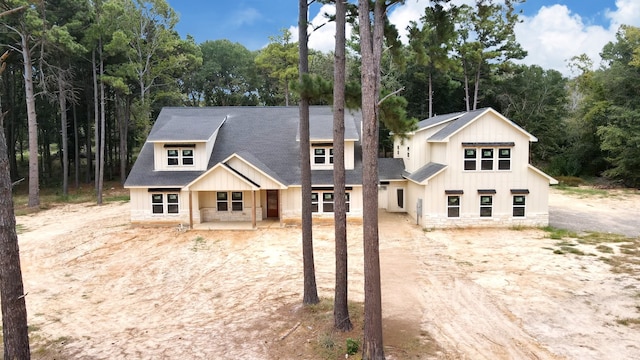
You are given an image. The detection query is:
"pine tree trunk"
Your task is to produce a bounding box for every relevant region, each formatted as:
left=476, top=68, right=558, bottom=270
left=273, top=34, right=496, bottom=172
left=93, top=49, right=99, bottom=189
left=97, top=43, right=106, bottom=205
left=58, top=78, right=69, bottom=196
left=333, top=0, right=352, bottom=332
left=359, top=0, right=385, bottom=358
left=21, top=33, right=39, bottom=208
left=0, top=125, right=31, bottom=359
left=299, top=0, right=319, bottom=305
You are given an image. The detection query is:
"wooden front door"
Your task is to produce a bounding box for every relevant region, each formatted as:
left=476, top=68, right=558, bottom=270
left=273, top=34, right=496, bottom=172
left=266, top=190, right=279, bottom=218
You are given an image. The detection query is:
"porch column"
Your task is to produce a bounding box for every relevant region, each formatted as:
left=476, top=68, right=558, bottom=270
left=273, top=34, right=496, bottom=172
left=251, top=190, right=257, bottom=228
left=189, top=191, right=193, bottom=229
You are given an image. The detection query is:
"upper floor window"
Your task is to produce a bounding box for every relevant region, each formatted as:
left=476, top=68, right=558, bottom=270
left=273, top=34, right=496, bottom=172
left=151, top=193, right=179, bottom=214
left=463, top=146, right=512, bottom=171
left=313, top=147, right=333, bottom=165
left=167, top=148, right=194, bottom=166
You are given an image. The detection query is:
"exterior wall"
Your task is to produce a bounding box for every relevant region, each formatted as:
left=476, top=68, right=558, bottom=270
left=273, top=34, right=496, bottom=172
left=226, top=157, right=284, bottom=189
left=153, top=142, right=208, bottom=171
left=129, top=188, right=190, bottom=225
left=378, top=181, right=407, bottom=213
left=394, top=122, right=449, bottom=173
left=280, top=186, right=364, bottom=223
left=310, top=140, right=356, bottom=171
left=197, top=190, right=262, bottom=222
left=402, top=111, right=552, bottom=229
left=189, top=166, right=256, bottom=191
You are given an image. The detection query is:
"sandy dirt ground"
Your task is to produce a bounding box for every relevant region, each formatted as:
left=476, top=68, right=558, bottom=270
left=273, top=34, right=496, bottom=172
left=16, top=188, right=640, bottom=359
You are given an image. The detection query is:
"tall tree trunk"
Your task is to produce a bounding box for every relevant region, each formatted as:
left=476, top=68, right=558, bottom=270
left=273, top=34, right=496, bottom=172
left=463, top=61, right=471, bottom=112
left=21, top=33, right=39, bottom=207
left=58, top=77, right=69, bottom=196
left=428, top=70, right=433, bottom=118
left=333, top=0, right=352, bottom=332
left=359, top=0, right=385, bottom=358
left=118, top=95, right=128, bottom=184
left=97, top=43, right=106, bottom=205
left=0, top=122, right=31, bottom=359
left=73, top=103, right=79, bottom=189
left=473, top=64, right=481, bottom=110
left=299, top=0, right=319, bottom=305
left=93, top=49, right=99, bottom=189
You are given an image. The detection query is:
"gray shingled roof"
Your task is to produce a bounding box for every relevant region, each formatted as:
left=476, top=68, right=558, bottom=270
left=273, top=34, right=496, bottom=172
left=428, top=108, right=489, bottom=142
left=406, top=162, right=446, bottom=183
left=297, top=110, right=361, bottom=141
left=415, top=111, right=465, bottom=131
left=147, top=107, right=227, bottom=142
left=378, top=158, right=406, bottom=181
left=125, top=106, right=364, bottom=188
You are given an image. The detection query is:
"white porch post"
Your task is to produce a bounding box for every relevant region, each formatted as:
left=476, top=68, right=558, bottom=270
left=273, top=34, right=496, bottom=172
left=252, top=190, right=257, bottom=228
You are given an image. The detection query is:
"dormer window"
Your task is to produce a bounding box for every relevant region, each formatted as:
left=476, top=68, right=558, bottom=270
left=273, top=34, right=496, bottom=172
left=165, top=145, right=195, bottom=166
left=312, top=144, right=333, bottom=165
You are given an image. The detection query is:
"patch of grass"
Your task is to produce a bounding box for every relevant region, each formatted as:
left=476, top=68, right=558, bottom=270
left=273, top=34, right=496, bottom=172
left=554, top=176, right=585, bottom=187
left=596, top=245, right=614, bottom=254
left=616, top=317, right=640, bottom=326
left=577, top=232, right=631, bottom=245
left=560, top=246, right=586, bottom=256
left=15, top=224, right=26, bottom=234
left=542, top=226, right=577, bottom=240
left=190, top=236, right=209, bottom=252
left=555, top=185, right=609, bottom=198
left=105, top=194, right=130, bottom=202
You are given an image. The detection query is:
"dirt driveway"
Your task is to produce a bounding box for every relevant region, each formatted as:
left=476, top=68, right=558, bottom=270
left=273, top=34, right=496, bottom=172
left=15, top=187, right=640, bottom=359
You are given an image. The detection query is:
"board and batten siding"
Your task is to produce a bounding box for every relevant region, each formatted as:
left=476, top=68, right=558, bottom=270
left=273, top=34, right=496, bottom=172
left=129, top=188, right=190, bottom=224
left=225, top=157, right=285, bottom=190
left=280, top=186, right=364, bottom=222
left=153, top=142, right=208, bottom=171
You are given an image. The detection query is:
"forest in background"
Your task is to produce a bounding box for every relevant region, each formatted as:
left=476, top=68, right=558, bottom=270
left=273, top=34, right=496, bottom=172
left=1, top=0, right=639, bottom=206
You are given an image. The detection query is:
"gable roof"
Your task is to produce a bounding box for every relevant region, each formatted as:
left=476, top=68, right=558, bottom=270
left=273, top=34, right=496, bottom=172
left=297, top=111, right=361, bottom=142
left=415, top=111, right=466, bottom=132
left=124, top=106, right=364, bottom=188
left=147, top=107, right=227, bottom=142
left=378, top=158, right=406, bottom=181
left=427, top=107, right=537, bottom=142
left=405, top=162, right=447, bottom=184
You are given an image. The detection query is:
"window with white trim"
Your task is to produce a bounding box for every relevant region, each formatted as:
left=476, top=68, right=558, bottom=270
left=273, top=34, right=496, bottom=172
left=481, top=148, right=494, bottom=170
left=480, top=195, right=493, bottom=217
left=513, top=195, right=526, bottom=217
left=464, top=147, right=512, bottom=171
left=151, top=193, right=179, bottom=214
left=216, top=191, right=244, bottom=212
left=167, top=148, right=195, bottom=166
left=313, top=147, right=333, bottom=164
left=311, top=191, right=350, bottom=213
left=447, top=196, right=460, bottom=217
left=464, top=149, right=477, bottom=170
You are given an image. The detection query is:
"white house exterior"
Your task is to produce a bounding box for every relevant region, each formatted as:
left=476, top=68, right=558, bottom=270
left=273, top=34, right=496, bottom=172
left=125, top=106, right=556, bottom=229
left=124, top=106, right=364, bottom=228
left=378, top=107, right=557, bottom=228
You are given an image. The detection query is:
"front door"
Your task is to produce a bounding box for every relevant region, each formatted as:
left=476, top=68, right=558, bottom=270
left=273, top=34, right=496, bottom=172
left=267, top=190, right=279, bottom=218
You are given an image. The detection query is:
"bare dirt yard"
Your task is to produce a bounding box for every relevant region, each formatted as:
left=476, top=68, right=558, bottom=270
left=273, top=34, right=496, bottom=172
left=15, top=186, right=640, bottom=359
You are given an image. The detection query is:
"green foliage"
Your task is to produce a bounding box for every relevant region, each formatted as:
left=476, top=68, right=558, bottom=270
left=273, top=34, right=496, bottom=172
left=255, top=29, right=299, bottom=105
left=346, top=337, right=360, bottom=355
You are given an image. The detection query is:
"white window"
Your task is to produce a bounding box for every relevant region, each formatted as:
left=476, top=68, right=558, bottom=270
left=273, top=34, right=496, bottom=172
left=480, top=195, right=493, bottom=217
left=498, top=148, right=511, bottom=170
left=513, top=195, right=526, bottom=217
left=217, top=191, right=243, bottom=211
left=313, top=147, right=333, bottom=165
left=447, top=196, right=460, bottom=217
left=311, top=191, right=350, bottom=213
left=151, top=193, right=179, bottom=214
left=167, top=148, right=195, bottom=166
left=481, top=149, right=494, bottom=170
left=464, top=149, right=477, bottom=170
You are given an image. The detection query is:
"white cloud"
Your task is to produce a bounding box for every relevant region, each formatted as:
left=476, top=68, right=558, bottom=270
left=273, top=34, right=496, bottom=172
left=606, top=0, right=640, bottom=28
left=290, top=4, right=354, bottom=53
left=292, top=1, right=630, bottom=77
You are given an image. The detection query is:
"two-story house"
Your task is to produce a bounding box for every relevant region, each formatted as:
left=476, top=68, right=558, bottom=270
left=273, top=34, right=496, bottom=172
left=124, top=106, right=364, bottom=228
left=125, top=106, right=556, bottom=229
left=378, top=107, right=557, bottom=228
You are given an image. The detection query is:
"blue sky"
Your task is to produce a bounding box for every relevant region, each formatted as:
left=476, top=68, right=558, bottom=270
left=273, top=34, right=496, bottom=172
left=167, top=0, right=640, bottom=76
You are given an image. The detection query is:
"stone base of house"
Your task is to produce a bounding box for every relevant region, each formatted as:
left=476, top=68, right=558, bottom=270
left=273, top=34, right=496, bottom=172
left=200, top=207, right=263, bottom=222
left=420, top=213, right=550, bottom=229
